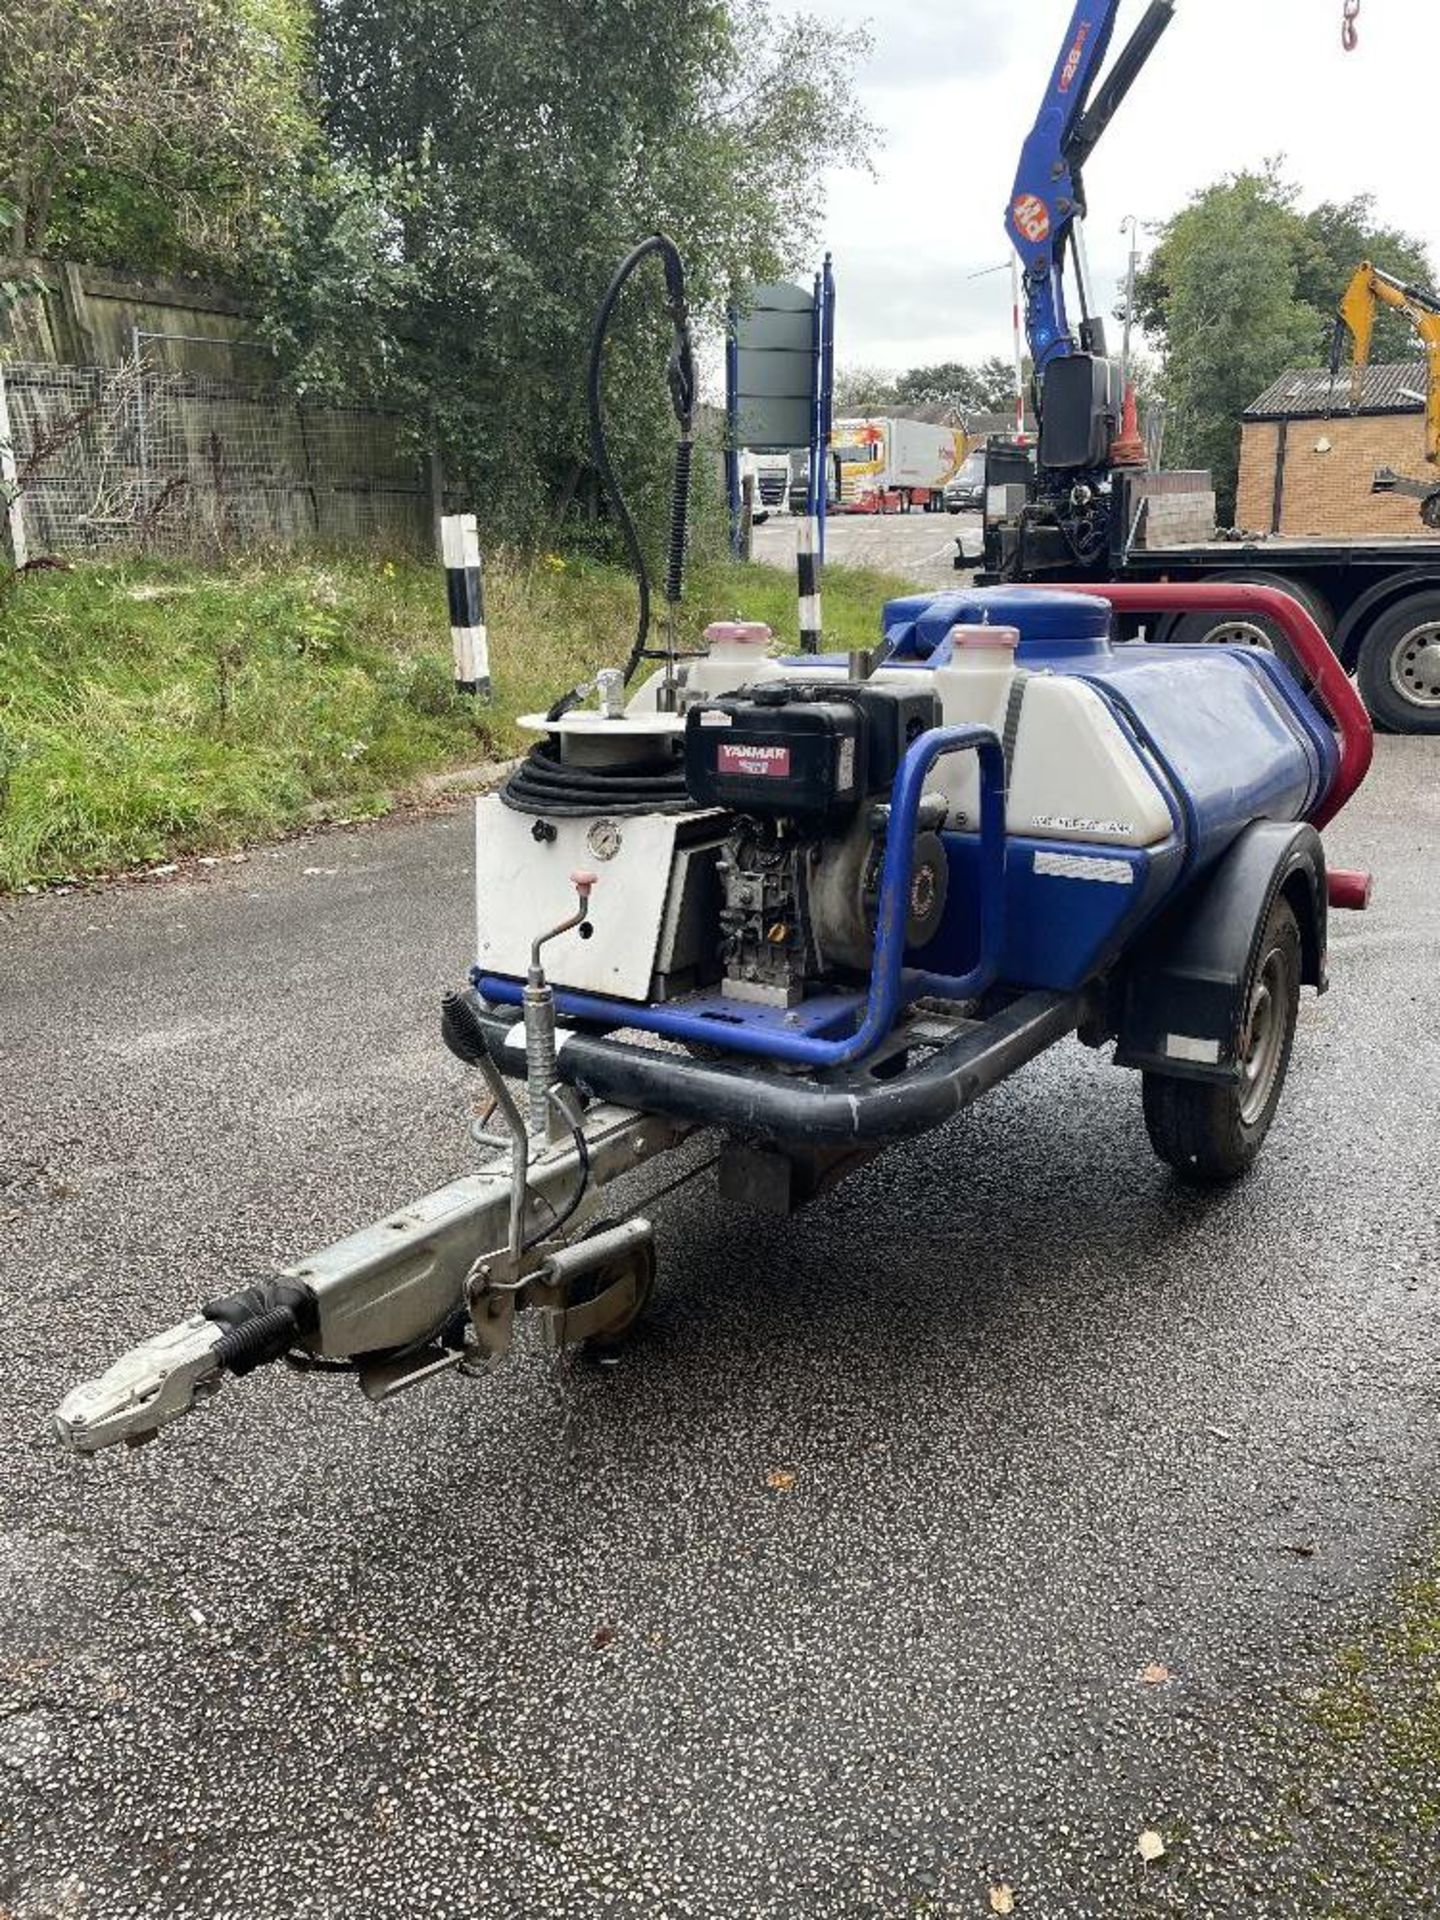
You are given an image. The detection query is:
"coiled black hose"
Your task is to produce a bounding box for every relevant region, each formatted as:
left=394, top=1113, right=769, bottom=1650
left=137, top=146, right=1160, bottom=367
left=499, top=740, right=692, bottom=817
left=585, top=233, right=697, bottom=686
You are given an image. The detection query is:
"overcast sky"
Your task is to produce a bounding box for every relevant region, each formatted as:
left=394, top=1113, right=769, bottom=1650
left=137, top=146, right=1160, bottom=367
left=805, top=0, right=1439, bottom=374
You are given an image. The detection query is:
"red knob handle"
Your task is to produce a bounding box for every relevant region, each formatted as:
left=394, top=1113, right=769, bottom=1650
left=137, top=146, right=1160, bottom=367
left=571, top=870, right=598, bottom=893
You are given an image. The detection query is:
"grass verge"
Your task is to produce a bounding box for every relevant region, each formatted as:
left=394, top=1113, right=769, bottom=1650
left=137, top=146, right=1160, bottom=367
left=0, top=548, right=916, bottom=890
left=1288, top=1539, right=1440, bottom=1913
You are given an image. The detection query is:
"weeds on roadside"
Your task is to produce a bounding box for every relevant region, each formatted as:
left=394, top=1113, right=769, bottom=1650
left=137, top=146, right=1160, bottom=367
left=0, top=547, right=912, bottom=889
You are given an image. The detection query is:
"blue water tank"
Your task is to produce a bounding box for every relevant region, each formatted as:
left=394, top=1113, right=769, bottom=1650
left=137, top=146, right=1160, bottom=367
left=881, top=586, right=1113, bottom=666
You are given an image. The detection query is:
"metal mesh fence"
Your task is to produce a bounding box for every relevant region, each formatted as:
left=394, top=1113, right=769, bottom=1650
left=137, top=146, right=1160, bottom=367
left=2, top=355, right=431, bottom=557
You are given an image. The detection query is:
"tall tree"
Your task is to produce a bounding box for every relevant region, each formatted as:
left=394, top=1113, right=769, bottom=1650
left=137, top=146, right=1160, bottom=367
left=292, top=0, right=876, bottom=543
left=0, top=0, right=313, bottom=268
left=1135, top=164, right=1436, bottom=518
left=893, top=357, right=1018, bottom=417
left=831, top=366, right=899, bottom=415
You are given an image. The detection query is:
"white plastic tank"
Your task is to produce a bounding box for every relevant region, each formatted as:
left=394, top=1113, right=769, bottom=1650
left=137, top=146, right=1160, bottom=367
left=702, top=620, right=774, bottom=662
left=646, top=620, right=788, bottom=708
left=933, top=621, right=1019, bottom=733
left=932, top=623, right=1173, bottom=847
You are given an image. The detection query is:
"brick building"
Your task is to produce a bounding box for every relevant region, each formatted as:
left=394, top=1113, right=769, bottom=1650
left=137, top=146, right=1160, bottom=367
left=1236, top=362, right=1432, bottom=538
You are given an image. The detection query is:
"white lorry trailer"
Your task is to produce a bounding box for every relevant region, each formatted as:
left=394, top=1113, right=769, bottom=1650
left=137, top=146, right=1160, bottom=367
left=828, top=416, right=967, bottom=514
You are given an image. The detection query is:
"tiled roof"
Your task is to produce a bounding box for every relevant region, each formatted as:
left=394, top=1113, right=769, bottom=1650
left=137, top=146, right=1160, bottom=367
left=1246, top=362, right=1427, bottom=419
left=897, top=403, right=966, bottom=427
left=966, top=408, right=1037, bottom=438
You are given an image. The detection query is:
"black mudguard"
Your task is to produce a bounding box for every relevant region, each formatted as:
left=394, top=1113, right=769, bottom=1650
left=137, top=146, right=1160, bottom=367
left=1113, top=821, right=1327, bottom=1083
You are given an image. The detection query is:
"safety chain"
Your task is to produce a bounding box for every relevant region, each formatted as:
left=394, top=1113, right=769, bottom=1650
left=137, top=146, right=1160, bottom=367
left=1342, top=0, right=1360, bottom=52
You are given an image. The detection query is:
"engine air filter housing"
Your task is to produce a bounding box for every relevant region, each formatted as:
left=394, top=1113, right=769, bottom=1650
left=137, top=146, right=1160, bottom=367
left=684, top=681, right=937, bottom=827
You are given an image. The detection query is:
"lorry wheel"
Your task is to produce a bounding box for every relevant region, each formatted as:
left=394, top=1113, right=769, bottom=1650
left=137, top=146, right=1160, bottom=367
left=1156, top=572, right=1333, bottom=676
left=1355, top=593, right=1440, bottom=734
left=1141, top=896, right=1301, bottom=1184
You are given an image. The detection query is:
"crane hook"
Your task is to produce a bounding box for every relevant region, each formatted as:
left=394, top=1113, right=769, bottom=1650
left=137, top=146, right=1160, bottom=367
left=1342, top=0, right=1360, bottom=51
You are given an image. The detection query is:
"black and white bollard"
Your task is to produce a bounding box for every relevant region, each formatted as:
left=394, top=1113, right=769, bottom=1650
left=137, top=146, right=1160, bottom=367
left=441, top=512, right=491, bottom=700
left=796, top=514, right=822, bottom=653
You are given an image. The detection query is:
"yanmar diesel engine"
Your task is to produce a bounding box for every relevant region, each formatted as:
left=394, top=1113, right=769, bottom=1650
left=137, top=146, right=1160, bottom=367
left=683, top=681, right=944, bottom=1005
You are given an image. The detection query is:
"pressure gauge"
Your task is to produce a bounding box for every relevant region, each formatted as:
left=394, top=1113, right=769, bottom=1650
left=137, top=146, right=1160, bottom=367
left=587, top=818, right=623, bottom=862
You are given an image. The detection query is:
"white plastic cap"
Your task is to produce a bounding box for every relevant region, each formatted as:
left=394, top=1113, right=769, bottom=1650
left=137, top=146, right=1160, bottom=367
left=946, top=622, right=1020, bottom=656
left=703, top=620, right=773, bottom=660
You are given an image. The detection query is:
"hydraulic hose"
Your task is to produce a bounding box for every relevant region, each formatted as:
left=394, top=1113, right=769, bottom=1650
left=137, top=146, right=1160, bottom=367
left=499, top=741, right=691, bottom=817
left=585, top=233, right=697, bottom=686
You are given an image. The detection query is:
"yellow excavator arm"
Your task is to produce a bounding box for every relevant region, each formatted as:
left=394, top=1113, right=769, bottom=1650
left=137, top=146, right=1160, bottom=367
left=1335, top=260, right=1440, bottom=469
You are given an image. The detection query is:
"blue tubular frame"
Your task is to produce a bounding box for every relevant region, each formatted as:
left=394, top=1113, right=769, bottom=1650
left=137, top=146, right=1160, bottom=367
left=477, top=725, right=1007, bottom=1071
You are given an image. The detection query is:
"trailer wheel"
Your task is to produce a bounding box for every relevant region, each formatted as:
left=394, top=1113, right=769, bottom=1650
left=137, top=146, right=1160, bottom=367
left=1141, top=896, right=1301, bottom=1184
left=1355, top=593, right=1440, bottom=734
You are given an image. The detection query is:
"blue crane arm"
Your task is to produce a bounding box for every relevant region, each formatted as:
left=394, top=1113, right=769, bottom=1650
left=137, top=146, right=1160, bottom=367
left=1006, top=0, right=1175, bottom=376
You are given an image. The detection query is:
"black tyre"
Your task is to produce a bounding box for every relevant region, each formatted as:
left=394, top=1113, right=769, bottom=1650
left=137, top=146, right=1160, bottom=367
left=1156, top=572, right=1334, bottom=679
left=1141, top=896, right=1301, bottom=1184
left=1355, top=593, right=1440, bottom=735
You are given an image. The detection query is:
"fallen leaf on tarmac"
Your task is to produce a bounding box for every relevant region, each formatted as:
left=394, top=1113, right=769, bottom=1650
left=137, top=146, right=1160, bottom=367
left=765, top=1470, right=796, bottom=1491
left=989, top=1884, right=1016, bottom=1913
left=1140, top=1662, right=1171, bottom=1685
left=1137, top=1830, right=1166, bottom=1863
left=590, top=1624, right=617, bottom=1651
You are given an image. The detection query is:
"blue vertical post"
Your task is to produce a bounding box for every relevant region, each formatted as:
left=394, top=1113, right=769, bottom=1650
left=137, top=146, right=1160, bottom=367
left=796, top=271, right=827, bottom=650
left=819, top=252, right=836, bottom=565
left=807, top=271, right=823, bottom=535
left=725, top=302, right=742, bottom=559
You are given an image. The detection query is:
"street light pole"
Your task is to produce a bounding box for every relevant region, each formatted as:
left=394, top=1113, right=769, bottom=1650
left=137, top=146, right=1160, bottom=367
left=1119, top=215, right=1140, bottom=397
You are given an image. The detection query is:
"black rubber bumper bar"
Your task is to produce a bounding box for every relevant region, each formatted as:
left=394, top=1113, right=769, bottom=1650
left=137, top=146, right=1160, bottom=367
left=460, top=989, right=1082, bottom=1147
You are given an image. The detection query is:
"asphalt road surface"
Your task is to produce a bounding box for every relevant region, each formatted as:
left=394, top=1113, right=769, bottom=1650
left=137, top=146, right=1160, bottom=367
left=751, top=508, right=971, bottom=584
left=3, top=740, right=1438, bottom=1918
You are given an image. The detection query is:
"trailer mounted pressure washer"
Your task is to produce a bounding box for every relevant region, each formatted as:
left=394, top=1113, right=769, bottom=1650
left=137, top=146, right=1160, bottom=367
left=54, top=235, right=1375, bottom=1456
